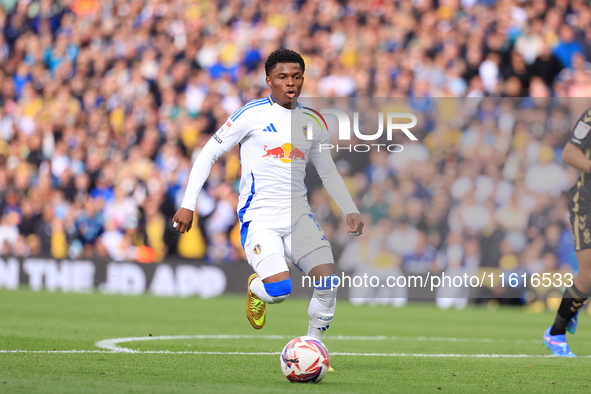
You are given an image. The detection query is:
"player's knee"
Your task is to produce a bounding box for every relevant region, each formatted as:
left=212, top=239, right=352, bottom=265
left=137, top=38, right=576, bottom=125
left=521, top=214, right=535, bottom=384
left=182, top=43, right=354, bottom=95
left=264, top=279, right=291, bottom=304
left=268, top=294, right=290, bottom=304
left=312, top=274, right=339, bottom=293
left=580, top=270, right=591, bottom=285
left=574, top=272, right=591, bottom=294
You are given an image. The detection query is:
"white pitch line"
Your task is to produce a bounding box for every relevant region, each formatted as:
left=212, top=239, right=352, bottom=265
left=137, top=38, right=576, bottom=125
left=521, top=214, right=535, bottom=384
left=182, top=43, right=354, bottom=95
left=328, top=336, right=541, bottom=344
left=94, top=334, right=541, bottom=353
left=0, top=334, right=574, bottom=358
left=1, top=349, right=589, bottom=358
left=95, top=335, right=290, bottom=353
left=0, top=350, right=109, bottom=354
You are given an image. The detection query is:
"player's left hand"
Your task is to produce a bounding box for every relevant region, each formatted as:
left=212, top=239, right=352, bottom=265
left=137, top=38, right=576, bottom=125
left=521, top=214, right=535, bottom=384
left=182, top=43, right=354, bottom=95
left=346, top=213, right=364, bottom=236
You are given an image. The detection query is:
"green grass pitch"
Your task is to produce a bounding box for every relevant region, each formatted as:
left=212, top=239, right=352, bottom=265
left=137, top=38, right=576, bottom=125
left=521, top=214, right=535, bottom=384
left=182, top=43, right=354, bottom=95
left=1, top=289, right=590, bottom=393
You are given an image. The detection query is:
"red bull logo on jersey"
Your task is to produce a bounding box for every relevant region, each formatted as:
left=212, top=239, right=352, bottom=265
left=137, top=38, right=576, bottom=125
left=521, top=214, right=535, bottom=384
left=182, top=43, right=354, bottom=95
left=262, top=143, right=308, bottom=163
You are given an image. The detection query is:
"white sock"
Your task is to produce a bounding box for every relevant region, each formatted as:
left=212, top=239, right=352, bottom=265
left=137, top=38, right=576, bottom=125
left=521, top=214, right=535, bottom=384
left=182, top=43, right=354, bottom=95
left=307, top=287, right=337, bottom=341
left=250, top=277, right=274, bottom=303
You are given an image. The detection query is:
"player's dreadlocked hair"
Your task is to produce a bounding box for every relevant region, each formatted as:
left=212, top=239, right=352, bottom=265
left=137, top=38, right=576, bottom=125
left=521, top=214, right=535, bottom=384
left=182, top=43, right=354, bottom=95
left=264, top=49, right=305, bottom=76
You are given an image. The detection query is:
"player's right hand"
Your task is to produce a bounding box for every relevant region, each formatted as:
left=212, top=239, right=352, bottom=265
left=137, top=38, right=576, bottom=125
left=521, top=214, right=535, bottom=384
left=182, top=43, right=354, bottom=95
left=172, top=208, right=194, bottom=233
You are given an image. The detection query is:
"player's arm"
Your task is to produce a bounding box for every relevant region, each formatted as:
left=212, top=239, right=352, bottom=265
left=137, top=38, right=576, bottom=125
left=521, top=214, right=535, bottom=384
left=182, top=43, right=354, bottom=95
left=563, top=142, right=591, bottom=173
left=309, top=131, right=363, bottom=236
left=563, top=109, right=591, bottom=173
left=173, top=117, right=248, bottom=233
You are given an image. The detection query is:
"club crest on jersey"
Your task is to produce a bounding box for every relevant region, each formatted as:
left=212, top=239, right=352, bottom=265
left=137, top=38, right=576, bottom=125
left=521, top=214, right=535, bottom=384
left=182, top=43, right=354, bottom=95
left=253, top=244, right=262, bottom=255
left=303, top=126, right=309, bottom=138
left=262, top=143, right=307, bottom=163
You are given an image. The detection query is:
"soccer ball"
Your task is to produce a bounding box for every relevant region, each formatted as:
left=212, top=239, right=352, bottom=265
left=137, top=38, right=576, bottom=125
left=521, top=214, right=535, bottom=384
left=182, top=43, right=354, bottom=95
left=280, top=336, right=330, bottom=383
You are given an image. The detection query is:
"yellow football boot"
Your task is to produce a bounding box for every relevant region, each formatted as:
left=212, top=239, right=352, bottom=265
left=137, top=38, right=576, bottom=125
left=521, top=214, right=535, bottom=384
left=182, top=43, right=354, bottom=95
left=246, top=274, right=266, bottom=329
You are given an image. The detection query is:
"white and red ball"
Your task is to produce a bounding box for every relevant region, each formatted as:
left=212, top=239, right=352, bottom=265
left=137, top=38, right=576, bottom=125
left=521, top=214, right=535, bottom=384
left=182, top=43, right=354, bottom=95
left=280, top=336, right=330, bottom=383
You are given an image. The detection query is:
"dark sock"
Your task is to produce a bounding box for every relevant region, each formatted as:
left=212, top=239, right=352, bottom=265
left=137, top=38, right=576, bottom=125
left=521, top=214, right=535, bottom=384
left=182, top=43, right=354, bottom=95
left=550, top=284, right=589, bottom=336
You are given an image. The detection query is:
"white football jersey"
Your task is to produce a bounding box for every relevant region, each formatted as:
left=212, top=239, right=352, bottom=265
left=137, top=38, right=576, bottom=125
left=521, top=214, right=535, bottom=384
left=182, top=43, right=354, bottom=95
left=181, top=95, right=358, bottom=230
left=214, top=96, right=322, bottom=223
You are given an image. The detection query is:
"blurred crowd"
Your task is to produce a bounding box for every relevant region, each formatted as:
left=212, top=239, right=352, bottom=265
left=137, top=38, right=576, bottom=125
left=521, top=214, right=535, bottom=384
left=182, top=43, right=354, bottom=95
left=0, top=0, right=589, bottom=270
left=317, top=96, right=581, bottom=307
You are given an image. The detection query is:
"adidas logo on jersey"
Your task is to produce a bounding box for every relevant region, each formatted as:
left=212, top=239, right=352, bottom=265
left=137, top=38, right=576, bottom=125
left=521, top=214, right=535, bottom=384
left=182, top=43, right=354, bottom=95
left=263, top=123, right=278, bottom=133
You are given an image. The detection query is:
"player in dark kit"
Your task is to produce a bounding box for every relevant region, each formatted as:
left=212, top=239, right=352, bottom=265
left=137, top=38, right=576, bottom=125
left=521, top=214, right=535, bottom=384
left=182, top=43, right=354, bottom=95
left=543, top=108, right=591, bottom=357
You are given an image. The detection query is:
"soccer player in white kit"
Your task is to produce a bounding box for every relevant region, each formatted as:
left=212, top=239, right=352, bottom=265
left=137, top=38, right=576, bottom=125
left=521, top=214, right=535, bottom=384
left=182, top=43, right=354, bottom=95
left=172, top=49, right=363, bottom=345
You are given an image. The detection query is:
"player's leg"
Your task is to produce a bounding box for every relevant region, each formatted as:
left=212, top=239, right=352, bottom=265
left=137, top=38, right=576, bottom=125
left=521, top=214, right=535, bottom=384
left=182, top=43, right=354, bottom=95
left=244, top=227, right=291, bottom=329
left=567, top=248, right=591, bottom=333
left=550, top=249, right=591, bottom=331
left=249, top=261, right=291, bottom=304
left=298, top=247, right=338, bottom=342
left=287, top=213, right=336, bottom=341
left=544, top=220, right=591, bottom=356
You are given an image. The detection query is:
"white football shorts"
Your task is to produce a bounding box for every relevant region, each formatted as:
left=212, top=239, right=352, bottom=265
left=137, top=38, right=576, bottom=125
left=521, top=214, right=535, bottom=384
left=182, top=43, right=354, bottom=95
left=242, top=212, right=331, bottom=279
